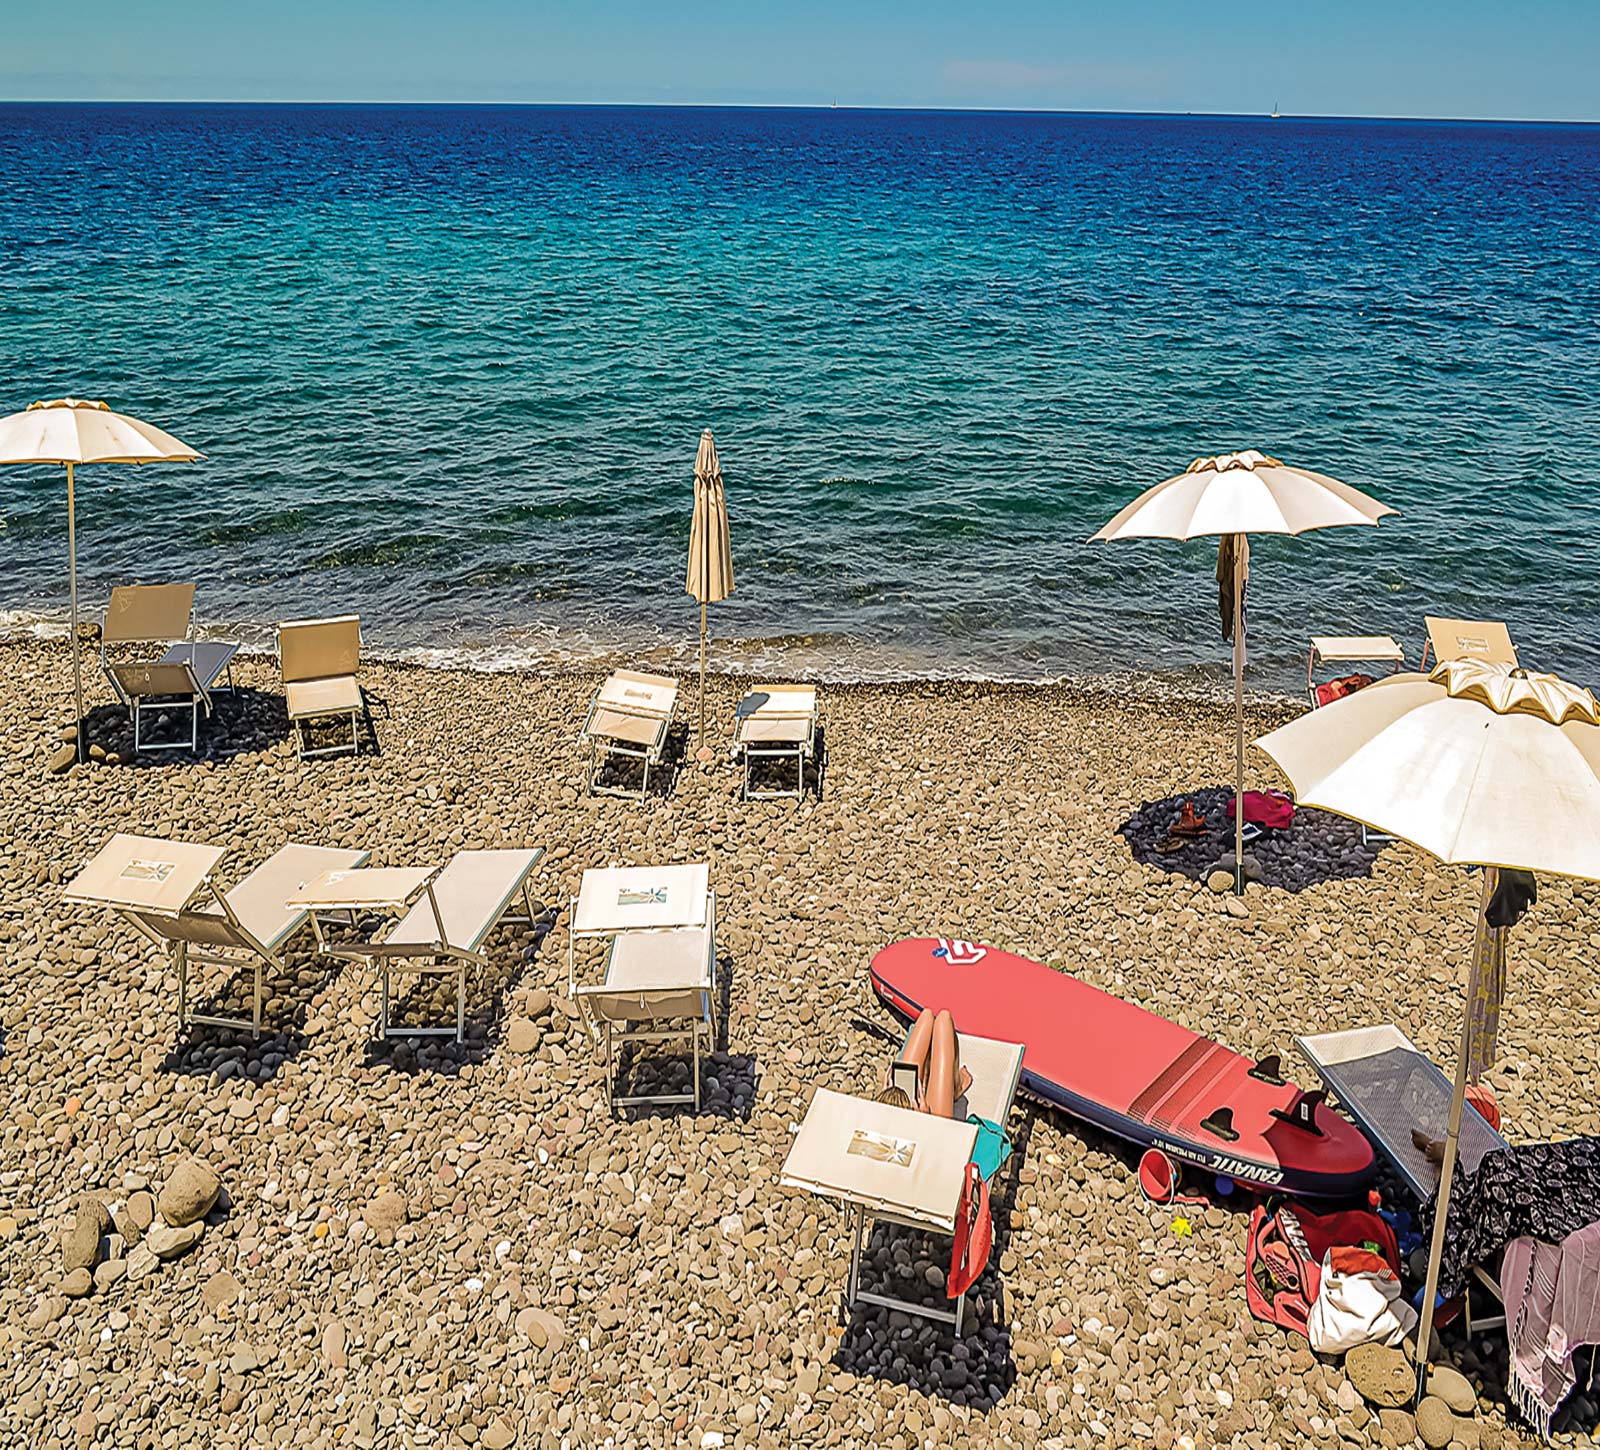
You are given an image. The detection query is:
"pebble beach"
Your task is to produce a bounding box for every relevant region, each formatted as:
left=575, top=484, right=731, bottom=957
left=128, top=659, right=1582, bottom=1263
left=4, top=637, right=1599, bottom=1450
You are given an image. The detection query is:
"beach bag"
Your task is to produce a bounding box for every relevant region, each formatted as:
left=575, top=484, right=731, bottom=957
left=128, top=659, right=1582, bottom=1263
left=1226, top=789, right=1296, bottom=830
left=1306, top=1244, right=1418, bottom=1353
left=1315, top=673, right=1376, bottom=708
left=948, top=1163, right=993, bottom=1299
left=1245, top=1201, right=1399, bottom=1340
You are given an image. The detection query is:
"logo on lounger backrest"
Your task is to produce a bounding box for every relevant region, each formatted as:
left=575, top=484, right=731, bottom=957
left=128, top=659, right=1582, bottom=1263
left=933, top=938, right=987, bottom=966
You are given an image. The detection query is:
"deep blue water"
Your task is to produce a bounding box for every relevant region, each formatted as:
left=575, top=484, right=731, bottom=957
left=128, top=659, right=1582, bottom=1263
left=2, top=103, right=1597, bottom=690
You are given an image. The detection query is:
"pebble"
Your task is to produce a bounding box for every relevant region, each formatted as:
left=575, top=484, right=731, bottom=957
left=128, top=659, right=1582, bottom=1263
left=1416, top=1395, right=1455, bottom=1448
left=146, top=1220, right=205, bottom=1259
left=1426, top=1364, right=1477, bottom=1415
left=202, top=1270, right=243, bottom=1310
left=60, top=1267, right=94, bottom=1298
left=157, top=1158, right=221, bottom=1226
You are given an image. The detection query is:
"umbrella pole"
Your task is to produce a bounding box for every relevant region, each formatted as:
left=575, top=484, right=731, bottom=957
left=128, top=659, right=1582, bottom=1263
left=1233, top=534, right=1245, bottom=894
left=67, top=461, right=85, bottom=763
left=697, top=600, right=709, bottom=758
left=1413, top=986, right=1476, bottom=1401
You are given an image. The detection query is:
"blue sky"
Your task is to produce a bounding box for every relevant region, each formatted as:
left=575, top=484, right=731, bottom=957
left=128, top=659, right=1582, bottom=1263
left=4, top=0, right=1596, bottom=120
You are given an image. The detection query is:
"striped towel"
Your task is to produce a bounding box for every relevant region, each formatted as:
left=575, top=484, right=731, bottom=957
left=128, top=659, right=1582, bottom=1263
left=1503, top=1223, right=1600, bottom=1440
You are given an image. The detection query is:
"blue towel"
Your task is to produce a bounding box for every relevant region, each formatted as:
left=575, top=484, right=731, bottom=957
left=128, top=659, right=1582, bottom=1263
left=968, top=1115, right=1012, bottom=1183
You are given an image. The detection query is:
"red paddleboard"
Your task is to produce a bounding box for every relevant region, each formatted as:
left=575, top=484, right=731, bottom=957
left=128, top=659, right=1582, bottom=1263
left=870, top=937, right=1374, bottom=1199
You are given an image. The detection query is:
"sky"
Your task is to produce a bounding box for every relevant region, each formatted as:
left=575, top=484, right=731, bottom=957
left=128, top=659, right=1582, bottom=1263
left=3, top=0, right=1597, bottom=121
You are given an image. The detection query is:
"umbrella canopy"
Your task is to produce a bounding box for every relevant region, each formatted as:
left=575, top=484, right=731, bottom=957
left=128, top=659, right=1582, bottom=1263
left=1257, top=659, right=1600, bottom=1396
left=685, top=428, right=732, bottom=755
left=1091, top=450, right=1395, bottom=889
left=0, top=398, right=203, bottom=761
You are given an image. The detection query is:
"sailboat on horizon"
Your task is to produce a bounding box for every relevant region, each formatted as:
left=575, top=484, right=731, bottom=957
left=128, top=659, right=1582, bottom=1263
left=1270, top=100, right=1281, bottom=119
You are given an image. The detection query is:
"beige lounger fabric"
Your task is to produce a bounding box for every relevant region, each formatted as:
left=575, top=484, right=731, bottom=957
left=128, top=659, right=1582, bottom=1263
left=572, top=863, right=711, bottom=934
left=782, top=1088, right=978, bottom=1232
left=735, top=685, right=817, bottom=743
left=1424, top=616, right=1519, bottom=668
left=103, top=583, right=194, bottom=644
left=279, top=615, right=363, bottom=756
left=65, top=833, right=225, bottom=914
left=583, top=670, right=679, bottom=796
left=1310, top=635, right=1405, bottom=664
left=386, top=849, right=541, bottom=951
left=949, top=1035, right=1026, bottom=1125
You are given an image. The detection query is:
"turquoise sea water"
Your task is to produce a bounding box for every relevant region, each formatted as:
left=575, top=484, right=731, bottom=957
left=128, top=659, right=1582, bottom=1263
left=2, top=104, right=1597, bottom=691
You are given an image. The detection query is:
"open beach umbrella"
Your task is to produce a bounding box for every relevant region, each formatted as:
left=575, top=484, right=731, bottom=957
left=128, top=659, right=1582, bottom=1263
left=685, top=428, right=733, bottom=761
left=0, top=398, right=204, bottom=761
left=1092, top=450, right=1395, bottom=889
left=1257, top=659, right=1600, bottom=1389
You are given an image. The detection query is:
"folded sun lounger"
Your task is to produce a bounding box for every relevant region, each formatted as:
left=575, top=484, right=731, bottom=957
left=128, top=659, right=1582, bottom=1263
left=781, top=1032, right=1024, bottom=1333
left=582, top=669, right=679, bottom=799
left=101, top=584, right=239, bottom=753
left=64, top=832, right=371, bottom=1037
left=290, top=847, right=544, bottom=1042
left=278, top=615, right=365, bottom=759
left=733, top=684, right=819, bottom=800
left=1306, top=636, right=1405, bottom=709
left=1421, top=616, right=1520, bottom=672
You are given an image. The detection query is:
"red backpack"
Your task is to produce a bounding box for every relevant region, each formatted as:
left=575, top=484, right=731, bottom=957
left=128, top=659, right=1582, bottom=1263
left=1245, top=1200, right=1400, bottom=1339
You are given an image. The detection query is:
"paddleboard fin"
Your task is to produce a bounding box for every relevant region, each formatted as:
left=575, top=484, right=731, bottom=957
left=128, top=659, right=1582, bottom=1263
left=1200, top=1106, right=1239, bottom=1142
left=1248, top=1054, right=1286, bottom=1086
left=1270, top=1089, right=1327, bottom=1137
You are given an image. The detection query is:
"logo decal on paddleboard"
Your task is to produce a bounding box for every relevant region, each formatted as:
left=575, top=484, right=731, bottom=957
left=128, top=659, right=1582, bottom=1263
left=933, top=938, right=987, bottom=966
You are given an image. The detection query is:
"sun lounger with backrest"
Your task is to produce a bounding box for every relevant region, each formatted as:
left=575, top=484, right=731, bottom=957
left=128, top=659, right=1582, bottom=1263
left=1306, top=636, right=1406, bottom=709
left=1297, top=1022, right=1511, bottom=1329
left=63, top=832, right=370, bottom=1037
left=567, top=863, right=716, bottom=1109
left=290, top=847, right=544, bottom=1042
left=1421, top=616, right=1520, bottom=672
left=278, top=615, right=365, bottom=758
left=781, top=1032, right=1024, bottom=1333
left=734, top=684, right=819, bottom=799
left=582, top=669, right=678, bottom=798
left=101, top=584, right=239, bottom=752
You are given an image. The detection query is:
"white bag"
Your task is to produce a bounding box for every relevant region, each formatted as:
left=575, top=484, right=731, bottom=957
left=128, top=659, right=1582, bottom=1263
left=1307, top=1245, right=1419, bottom=1354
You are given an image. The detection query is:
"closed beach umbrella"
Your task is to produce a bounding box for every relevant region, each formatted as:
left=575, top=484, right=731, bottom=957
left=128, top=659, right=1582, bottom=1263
left=0, top=398, right=204, bottom=760
left=1091, top=450, right=1395, bottom=889
left=685, top=428, right=733, bottom=759
left=1257, top=659, right=1600, bottom=1390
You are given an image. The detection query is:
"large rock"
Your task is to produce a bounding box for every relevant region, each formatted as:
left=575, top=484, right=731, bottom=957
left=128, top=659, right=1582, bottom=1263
left=504, top=1017, right=541, bottom=1054
left=1425, top=1364, right=1477, bottom=1415
left=146, top=1220, right=204, bottom=1260
left=157, top=1159, right=220, bottom=1227
left=124, top=1191, right=155, bottom=1234
left=362, top=1191, right=410, bottom=1235
left=1348, top=1342, right=1416, bottom=1408
left=61, top=1267, right=94, bottom=1299
left=124, top=1242, right=160, bottom=1283
left=1377, top=1408, right=1417, bottom=1445
left=1415, top=1395, right=1455, bottom=1449
left=61, top=1197, right=110, bottom=1273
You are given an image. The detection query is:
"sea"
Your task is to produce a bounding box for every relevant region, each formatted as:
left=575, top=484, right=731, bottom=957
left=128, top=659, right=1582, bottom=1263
left=2, top=103, right=1597, bottom=695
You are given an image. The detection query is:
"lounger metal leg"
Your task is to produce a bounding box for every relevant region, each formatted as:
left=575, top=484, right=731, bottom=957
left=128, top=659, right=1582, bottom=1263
left=693, top=1021, right=701, bottom=1111
left=457, top=964, right=465, bottom=1044
left=846, top=1205, right=864, bottom=1311
left=175, top=940, right=188, bottom=1028
left=605, top=1022, right=614, bottom=1113
left=251, top=961, right=263, bottom=1040
left=380, top=964, right=390, bottom=1038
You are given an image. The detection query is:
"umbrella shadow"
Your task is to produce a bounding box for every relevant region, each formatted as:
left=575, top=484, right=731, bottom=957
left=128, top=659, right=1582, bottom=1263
left=1119, top=785, right=1387, bottom=893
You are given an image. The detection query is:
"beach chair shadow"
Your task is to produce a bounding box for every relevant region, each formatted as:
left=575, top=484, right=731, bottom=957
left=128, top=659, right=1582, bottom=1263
left=829, top=1198, right=1018, bottom=1409
left=363, top=902, right=558, bottom=1074
left=1118, top=785, right=1387, bottom=893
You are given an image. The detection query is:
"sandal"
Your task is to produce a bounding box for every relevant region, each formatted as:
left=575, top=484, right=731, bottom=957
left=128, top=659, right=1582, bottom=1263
left=1171, top=801, right=1209, bottom=837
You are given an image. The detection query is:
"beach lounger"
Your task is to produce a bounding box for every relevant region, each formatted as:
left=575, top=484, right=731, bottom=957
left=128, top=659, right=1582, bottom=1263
left=278, top=615, right=365, bottom=759
left=290, top=847, right=544, bottom=1042
left=568, top=863, right=716, bottom=1109
left=733, top=684, right=819, bottom=799
left=1297, top=1022, right=1510, bottom=1329
left=582, top=669, right=678, bottom=799
left=63, top=832, right=370, bottom=1037
left=781, top=1033, right=1024, bottom=1333
left=1420, top=616, right=1519, bottom=672
left=1306, top=636, right=1406, bottom=709
left=100, top=584, right=239, bottom=752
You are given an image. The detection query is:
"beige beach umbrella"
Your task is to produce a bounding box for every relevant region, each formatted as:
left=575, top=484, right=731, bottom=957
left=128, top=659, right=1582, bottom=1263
left=1091, top=449, right=1395, bottom=889
left=0, top=398, right=204, bottom=761
left=685, top=428, right=733, bottom=761
left=1257, top=659, right=1600, bottom=1393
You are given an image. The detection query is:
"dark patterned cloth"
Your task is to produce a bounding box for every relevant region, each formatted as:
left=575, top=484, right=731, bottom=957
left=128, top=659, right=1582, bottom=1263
left=1424, top=1138, right=1600, bottom=1300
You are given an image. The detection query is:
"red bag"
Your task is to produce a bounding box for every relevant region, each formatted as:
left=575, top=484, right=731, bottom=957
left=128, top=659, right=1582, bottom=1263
left=1244, top=1201, right=1399, bottom=1339
left=1315, top=673, right=1376, bottom=708
left=948, top=1162, right=992, bottom=1299
left=1225, top=789, right=1296, bottom=830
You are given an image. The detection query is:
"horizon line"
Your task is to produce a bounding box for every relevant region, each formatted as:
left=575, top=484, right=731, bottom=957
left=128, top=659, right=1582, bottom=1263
left=1, top=97, right=1596, bottom=127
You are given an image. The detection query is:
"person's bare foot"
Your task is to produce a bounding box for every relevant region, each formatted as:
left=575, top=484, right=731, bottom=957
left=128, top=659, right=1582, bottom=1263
left=1411, top=1128, right=1446, bottom=1165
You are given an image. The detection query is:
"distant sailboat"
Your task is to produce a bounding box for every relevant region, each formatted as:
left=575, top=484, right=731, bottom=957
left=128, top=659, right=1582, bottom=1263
left=831, top=96, right=839, bottom=110
left=1270, top=101, right=1281, bottom=119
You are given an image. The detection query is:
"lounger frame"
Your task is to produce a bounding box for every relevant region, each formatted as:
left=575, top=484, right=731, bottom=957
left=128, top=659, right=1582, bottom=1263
left=734, top=686, right=819, bottom=801
left=576, top=908, right=718, bottom=1112
left=581, top=671, right=678, bottom=800
left=279, top=616, right=365, bottom=760
left=309, top=852, right=544, bottom=1042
